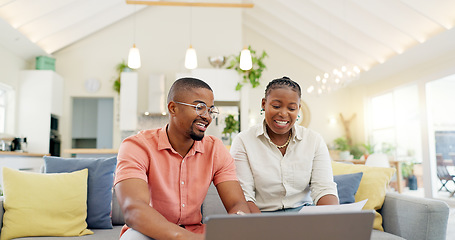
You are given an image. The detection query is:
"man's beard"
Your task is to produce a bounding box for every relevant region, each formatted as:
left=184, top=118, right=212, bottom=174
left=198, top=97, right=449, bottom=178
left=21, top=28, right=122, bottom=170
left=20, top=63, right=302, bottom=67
left=190, top=130, right=204, bottom=141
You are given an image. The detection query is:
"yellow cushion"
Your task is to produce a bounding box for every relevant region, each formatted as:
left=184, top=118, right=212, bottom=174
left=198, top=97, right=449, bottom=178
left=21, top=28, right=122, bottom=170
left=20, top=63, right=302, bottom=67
left=1, top=168, right=93, bottom=240
left=331, top=161, right=395, bottom=231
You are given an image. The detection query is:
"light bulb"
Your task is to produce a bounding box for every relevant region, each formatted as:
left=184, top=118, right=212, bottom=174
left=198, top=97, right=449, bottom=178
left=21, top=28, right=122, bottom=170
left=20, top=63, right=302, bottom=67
left=353, top=66, right=360, bottom=73
left=128, top=44, right=141, bottom=69
left=307, top=85, right=314, bottom=93
left=239, top=47, right=252, bottom=70
left=185, top=45, right=198, bottom=69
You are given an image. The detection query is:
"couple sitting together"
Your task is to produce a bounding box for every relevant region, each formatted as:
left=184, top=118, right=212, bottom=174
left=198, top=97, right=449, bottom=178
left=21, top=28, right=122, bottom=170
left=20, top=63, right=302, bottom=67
left=114, top=76, right=339, bottom=240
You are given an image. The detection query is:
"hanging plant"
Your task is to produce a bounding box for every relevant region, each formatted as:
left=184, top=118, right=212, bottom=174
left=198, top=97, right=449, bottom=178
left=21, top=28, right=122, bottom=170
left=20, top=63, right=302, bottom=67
left=226, top=45, right=268, bottom=91
left=113, top=60, right=133, bottom=94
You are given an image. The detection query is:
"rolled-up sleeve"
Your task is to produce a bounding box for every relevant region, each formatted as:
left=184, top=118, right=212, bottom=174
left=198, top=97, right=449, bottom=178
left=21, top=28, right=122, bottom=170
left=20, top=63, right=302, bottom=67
left=230, top=135, right=256, bottom=202
left=309, top=135, right=339, bottom=204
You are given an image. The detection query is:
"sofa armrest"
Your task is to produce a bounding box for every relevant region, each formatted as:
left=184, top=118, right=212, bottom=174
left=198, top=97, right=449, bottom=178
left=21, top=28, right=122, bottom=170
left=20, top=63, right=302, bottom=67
left=381, top=192, right=449, bottom=240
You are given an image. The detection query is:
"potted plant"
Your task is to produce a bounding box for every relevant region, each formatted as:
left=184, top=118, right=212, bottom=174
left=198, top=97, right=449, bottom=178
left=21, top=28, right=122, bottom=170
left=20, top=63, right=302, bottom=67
left=402, top=162, right=418, bottom=190
left=226, top=45, right=268, bottom=90
left=349, top=144, right=364, bottom=160
left=222, top=114, right=239, bottom=145
left=333, top=137, right=351, bottom=160
left=362, top=142, right=375, bottom=159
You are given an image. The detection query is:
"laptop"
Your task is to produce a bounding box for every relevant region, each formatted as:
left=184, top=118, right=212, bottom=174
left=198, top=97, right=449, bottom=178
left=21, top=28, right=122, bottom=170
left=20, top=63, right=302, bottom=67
left=205, top=210, right=375, bottom=240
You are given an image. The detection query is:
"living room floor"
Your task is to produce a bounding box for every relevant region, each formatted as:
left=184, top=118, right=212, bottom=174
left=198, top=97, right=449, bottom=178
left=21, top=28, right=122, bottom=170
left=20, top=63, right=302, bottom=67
left=401, top=189, right=455, bottom=240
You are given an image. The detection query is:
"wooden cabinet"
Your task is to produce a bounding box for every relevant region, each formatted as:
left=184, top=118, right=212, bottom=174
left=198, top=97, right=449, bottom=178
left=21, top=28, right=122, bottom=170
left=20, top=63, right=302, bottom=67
left=18, top=70, right=63, bottom=154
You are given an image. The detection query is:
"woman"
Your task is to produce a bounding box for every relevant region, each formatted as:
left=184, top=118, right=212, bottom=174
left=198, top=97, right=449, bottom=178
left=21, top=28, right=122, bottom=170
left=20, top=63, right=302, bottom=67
left=230, top=76, right=338, bottom=213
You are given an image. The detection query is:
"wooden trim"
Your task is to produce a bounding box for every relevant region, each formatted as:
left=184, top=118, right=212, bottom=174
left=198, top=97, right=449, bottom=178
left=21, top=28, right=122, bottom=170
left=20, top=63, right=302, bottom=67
left=0, top=151, right=50, bottom=157
left=126, top=0, right=254, bottom=8
left=63, top=148, right=119, bottom=154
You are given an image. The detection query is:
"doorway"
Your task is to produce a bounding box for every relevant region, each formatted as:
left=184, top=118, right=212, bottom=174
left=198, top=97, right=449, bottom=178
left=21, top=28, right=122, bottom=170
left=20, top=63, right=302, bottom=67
left=426, top=75, right=455, bottom=200
left=71, top=97, right=113, bottom=149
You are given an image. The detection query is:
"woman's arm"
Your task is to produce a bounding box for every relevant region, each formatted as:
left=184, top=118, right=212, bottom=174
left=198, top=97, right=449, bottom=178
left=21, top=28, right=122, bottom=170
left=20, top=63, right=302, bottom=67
left=316, top=194, right=339, bottom=205
left=309, top=134, right=339, bottom=205
left=230, top=135, right=257, bottom=205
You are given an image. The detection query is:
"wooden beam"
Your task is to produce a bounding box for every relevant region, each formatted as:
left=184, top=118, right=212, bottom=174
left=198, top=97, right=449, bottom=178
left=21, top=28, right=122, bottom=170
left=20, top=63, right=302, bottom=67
left=126, top=0, right=254, bottom=8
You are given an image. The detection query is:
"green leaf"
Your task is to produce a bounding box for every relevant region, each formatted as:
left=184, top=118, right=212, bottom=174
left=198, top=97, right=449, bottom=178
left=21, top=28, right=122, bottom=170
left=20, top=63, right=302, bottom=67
left=235, top=82, right=243, bottom=91
left=226, top=46, right=268, bottom=90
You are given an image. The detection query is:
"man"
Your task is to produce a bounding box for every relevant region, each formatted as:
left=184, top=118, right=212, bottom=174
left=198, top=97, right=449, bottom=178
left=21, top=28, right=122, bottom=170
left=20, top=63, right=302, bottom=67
left=114, top=77, right=250, bottom=240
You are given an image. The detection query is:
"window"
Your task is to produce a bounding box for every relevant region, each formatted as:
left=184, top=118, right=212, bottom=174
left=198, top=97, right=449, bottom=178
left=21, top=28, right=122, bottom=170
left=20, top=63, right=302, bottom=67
left=0, top=83, right=14, bottom=134
left=0, top=89, right=6, bottom=133
left=368, top=84, right=422, bottom=163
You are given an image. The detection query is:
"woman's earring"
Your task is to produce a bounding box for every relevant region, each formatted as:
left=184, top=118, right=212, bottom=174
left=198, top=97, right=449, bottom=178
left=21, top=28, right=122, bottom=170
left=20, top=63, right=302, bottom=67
left=260, top=109, right=265, bottom=115
left=296, top=114, right=301, bottom=121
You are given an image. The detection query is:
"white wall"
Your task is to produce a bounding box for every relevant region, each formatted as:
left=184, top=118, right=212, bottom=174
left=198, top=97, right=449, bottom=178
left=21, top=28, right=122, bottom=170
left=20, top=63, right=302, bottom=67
left=243, top=29, right=365, bottom=146
left=53, top=6, right=242, bottom=152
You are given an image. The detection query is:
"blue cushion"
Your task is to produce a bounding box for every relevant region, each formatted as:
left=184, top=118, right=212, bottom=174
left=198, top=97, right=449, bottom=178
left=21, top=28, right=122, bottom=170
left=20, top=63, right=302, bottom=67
left=333, top=172, right=363, bottom=204
left=44, top=156, right=117, bottom=229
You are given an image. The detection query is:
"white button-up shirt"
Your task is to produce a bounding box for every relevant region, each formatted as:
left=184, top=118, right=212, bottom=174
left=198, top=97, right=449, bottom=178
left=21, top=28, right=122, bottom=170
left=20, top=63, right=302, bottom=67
left=230, top=122, right=338, bottom=211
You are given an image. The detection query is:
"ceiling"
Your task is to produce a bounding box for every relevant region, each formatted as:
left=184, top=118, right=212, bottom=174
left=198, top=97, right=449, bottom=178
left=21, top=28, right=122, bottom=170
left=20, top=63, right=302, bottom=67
left=1, top=0, right=455, bottom=87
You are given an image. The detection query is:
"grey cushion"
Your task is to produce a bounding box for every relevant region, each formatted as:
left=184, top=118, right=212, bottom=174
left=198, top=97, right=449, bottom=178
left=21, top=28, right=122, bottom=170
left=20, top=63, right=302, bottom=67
left=371, top=230, right=405, bottom=240
left=202, top=183, right=226, bottom=223
left=111, top=189, right=125, bottom=225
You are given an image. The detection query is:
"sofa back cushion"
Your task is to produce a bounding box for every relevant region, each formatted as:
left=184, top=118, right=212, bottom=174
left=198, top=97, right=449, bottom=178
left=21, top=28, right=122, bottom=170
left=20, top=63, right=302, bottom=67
left=111, top=188, right=125, bottom=225
left=201, top=183, right=226, bottom=223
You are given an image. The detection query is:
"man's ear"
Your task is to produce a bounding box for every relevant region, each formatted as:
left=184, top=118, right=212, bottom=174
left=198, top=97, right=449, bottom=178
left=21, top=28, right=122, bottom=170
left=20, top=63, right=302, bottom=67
left=168, top=101, right=177, bottom=115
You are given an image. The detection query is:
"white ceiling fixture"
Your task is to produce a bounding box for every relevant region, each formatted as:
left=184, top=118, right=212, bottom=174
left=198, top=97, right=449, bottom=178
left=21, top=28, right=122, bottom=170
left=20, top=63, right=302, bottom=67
left=127, top=5, right=141, bottom=69
left=239, top=46, right=252, bottom=71
left=184, top=7, right=197, bottom=70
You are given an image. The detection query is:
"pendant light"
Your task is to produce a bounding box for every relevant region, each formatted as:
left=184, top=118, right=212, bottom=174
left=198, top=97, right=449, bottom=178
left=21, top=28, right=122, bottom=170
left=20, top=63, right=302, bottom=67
left=128, top=6, right=141, bottom=69
left=239, top=46, right=252, bottom=70
left=185, top=45, right=197, bottom=69
left=128, top=44, right=141, bottom=69
left=185, top=7, right=197, bottom=69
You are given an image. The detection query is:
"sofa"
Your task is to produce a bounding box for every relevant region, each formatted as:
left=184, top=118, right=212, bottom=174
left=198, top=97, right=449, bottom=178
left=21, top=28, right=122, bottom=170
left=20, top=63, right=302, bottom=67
left=0, top=183, right=449, bottom=240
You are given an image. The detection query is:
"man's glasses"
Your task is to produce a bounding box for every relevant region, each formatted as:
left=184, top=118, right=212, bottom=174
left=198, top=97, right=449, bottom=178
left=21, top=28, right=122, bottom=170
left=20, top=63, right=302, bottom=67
left=175, top=101, right=219, bottom=119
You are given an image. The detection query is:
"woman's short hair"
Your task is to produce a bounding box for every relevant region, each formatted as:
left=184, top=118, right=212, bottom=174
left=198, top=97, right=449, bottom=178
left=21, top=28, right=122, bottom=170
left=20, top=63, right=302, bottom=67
left=264, top=76, right=301, bottom=99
